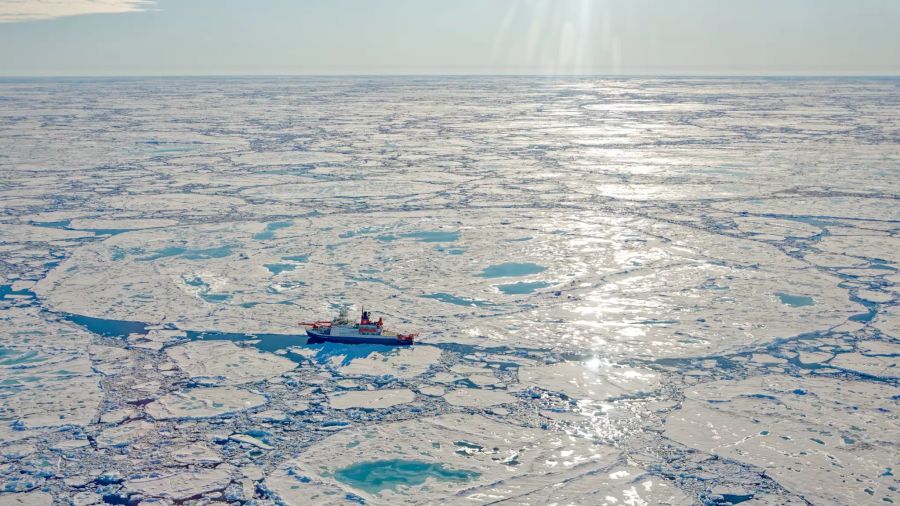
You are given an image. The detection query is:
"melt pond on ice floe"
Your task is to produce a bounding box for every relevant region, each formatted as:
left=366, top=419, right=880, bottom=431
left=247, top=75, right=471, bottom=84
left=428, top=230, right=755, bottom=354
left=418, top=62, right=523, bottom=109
left=334, top=345, right=441, bottom=379
left=3, top=77, right=899, bottom=505
left=171, top=443, right=223, bottom=465
left=515, top=360, right=660, bottom=401
left=166, top=340, right=295, bottom=385
left=328, top=389, right=416, bottom=410
left=32, top=209, right=862, bottom=356
left=665, top=375, right=899, bottom=505
left=0, top=308, right=103, bottom=432
left=96, top=420, right=156, bottom=449
left=145, top=386, right=266, bottom=420
left=264, top=413, right=680, bottom=505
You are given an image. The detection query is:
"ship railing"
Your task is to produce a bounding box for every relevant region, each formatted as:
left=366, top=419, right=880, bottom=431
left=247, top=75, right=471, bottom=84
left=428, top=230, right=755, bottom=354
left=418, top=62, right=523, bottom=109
left=299, top=320, right=333, bottom=329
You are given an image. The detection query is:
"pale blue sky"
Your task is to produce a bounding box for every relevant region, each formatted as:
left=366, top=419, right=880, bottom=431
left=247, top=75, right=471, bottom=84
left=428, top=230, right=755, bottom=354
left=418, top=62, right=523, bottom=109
left=1, top=0, right=898, bottom=76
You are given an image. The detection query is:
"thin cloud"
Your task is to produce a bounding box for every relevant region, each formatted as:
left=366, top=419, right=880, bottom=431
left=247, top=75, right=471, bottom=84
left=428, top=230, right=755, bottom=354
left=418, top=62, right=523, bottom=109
left=0, top=0, right=154, bottom=23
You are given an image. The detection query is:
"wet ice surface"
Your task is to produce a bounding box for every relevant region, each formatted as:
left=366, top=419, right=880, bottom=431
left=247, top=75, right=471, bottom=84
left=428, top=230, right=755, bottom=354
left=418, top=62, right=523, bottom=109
left=264, top=413, right=689, bottom=505
left=0, top=77, right=898, bottom=505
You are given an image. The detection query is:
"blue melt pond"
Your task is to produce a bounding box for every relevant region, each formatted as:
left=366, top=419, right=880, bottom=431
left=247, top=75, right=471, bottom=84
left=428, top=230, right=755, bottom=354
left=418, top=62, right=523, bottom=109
left=253, top=221, right=293, bottom=240
left=721, top=493, right=754, bottom=504
left=265, top=263, right=296, bottom=274
left=177, top=246, right=234, bottom=260
left=776, top=292, right=814, bottom=307
left=496, top=281, right=551, bottom=295
left=379, top=231, right=460, bottom=243
left=82, top=228, right=133, bottom=236
left=401, top=230, right=460, bottom=242
left=200, top=293, right=231, bottom=303
left=184, top=277, right=206, bottom=287
left=479, top=262, right=546, bottom=278
left=421, top=293, right=495, bottom=307
left=434, top=246, right=466, bottom=255
left=138, top=245, right=234, bottom=262
left=0, top=349, right=46, bottom=366
left=334, top=459, right=479, bottom=494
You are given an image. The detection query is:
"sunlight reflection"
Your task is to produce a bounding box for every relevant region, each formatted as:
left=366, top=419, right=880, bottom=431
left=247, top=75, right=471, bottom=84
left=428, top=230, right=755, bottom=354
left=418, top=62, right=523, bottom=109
left=489, top=0, right=611, bottom=74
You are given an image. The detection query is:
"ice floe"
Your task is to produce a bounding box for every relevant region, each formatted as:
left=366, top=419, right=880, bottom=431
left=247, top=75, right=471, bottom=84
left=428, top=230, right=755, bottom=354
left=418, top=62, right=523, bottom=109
left=0, top=491, right=53, bottom=506
left=265, top=413, right=620, bottom=504
left=146, top=386, right=266, bottom=420
left=335, top=345, right=441, bottom=379
left=95, top=420, right=156, bottom=449
left=665, top=375, right=899, bottom=505
left=328, top=389, right=416, bottom=410
left=442, top=388, right=515, bottom=407
left=171, top=443, right=222, bottom=465
left=516, top=360, right=660, bottom=401
left=123, top=469, right=232, bottom=502
left=166, top=340, right=295, bottom=385
left=1, top=77, right=897, bottom=504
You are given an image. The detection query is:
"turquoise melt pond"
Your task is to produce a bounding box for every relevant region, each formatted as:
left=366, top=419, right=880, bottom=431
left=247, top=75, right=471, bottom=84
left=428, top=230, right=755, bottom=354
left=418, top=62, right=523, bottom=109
left=0, top=349, right=46, bottom=366
left=496, top=281, right=551, bottom=295
left=479, top=262, right=546, bottom=278
left=138, top=245, right=234, bottom=261
left=401, top=230, right=460, bottom=242
left=421, top=293, right=495, bottom=307
left=334, top=459, right=479, bottom=493
left=253, top=221, right=293, bottom=240
left=776, top=292, right=814, bottom=307
left=264, top=263, right=296, bottom=274
left=200, top=293, right=231, bottom=303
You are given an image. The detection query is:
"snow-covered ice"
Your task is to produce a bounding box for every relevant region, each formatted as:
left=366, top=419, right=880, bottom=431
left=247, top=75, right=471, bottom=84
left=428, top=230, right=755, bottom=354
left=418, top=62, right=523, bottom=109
left=516, top=360, right=659, bottom=400
left=166, top=340, right=296, bottom=385
left=0, top=77, right=897, bottom=504
left=328, top=389, right=416, bottom=410
left=665, top=375, right=898, bottom=504
left=145, top=386, right=267, bottom=420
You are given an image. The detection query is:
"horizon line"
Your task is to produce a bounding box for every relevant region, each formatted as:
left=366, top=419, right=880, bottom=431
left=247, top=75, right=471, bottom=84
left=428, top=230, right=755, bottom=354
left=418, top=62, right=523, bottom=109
left=2, top=73, right=899, bottom=80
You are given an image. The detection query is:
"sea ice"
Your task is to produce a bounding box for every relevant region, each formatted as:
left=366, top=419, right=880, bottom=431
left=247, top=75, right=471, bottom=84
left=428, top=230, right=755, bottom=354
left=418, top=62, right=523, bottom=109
left=145, top=386, right=266, bottom=420
left=830, top=352, right=897, bottom=378
left=442, top=388, right=515, bottom=407
left=1, top=77, right=896, bottom=504
left=0, top=309, right=103, bottom=431
left=335, top=345, right=441, bottom=378
left=172, top=443, right=222, bottom=465
left=328, top=389, right=416, bottom=410
left=123, top=469, right=232, bottom=502
left=665, top=375, right=899, bottom=505
left=96, top=420, right=156, bottom=449
left=166, top=340, right=295, bottom=385
left=516, top=360, right=659, bottom=400
left=265, top=413, right=617, bottom=504
left=0, top=491, right=52, bottom=506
